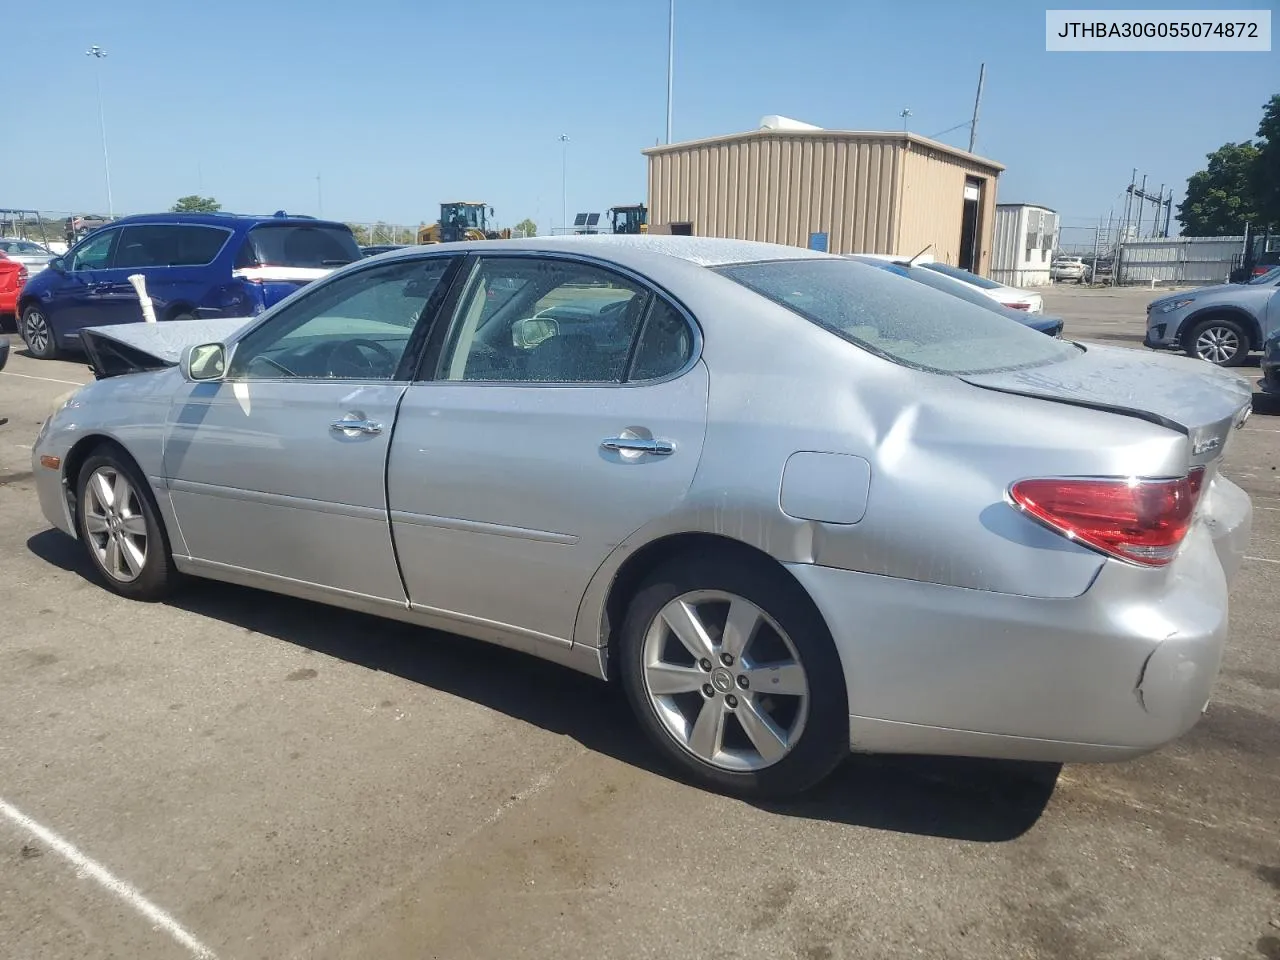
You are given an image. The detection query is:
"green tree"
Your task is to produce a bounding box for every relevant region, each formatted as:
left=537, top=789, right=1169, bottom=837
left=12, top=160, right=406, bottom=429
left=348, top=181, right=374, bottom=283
left=170, top=195, right=222, bottom=213
left=514, top=218, right=538, bottom=238
left=1253, top=93, right=1280, bottom=230
left=1176, top=142, right=1262, bottom=236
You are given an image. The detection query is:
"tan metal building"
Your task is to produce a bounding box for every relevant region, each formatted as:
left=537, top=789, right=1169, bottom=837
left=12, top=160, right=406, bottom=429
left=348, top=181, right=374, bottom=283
left=642, top=128, right=1005, bottom=273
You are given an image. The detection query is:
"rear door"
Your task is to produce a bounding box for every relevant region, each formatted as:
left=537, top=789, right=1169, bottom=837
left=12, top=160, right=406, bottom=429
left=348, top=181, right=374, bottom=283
left=387, top=253, right=708, bottom=645
left=104, top=223, right=233, bottom=321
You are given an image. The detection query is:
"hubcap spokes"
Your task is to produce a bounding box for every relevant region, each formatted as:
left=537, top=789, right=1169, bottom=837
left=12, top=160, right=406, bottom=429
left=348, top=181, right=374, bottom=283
left=642, top=590, right=809, bottom=772
left=25, top=313, right=49, bottom=354
left=84, top=468, right=147, bottom=583
left=1196, top=327, right=1238, bottom=364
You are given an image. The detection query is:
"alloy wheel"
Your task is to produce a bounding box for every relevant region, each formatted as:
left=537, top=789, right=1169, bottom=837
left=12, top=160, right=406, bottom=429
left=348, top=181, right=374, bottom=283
left=641, top=589, right=809, bottom=772
left=83, top=466, right=149, bottom=583
left=1195, top=325, right=1241, bottom=364
left=23, top=310, right=50, bottom=356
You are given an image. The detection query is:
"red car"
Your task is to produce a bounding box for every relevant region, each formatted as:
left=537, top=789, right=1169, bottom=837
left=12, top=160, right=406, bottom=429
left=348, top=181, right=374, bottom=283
left=0, top=253, right=28, bottom=318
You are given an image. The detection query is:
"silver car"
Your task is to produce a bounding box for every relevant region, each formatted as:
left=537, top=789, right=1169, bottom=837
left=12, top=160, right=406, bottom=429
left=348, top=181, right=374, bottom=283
left=30, top=236, right=1253, bottom=797
left=0, top=237, right=55, bottom=275
left=1145, top=267, right=1280, bottom=366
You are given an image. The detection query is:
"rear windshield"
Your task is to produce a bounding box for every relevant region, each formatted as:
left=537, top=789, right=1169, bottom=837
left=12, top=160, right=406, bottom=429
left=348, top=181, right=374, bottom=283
left=238, top=223, right=360, bottom=269
left=716, top=258, right=1080, bottom=375
left=919, top=261, right=1004, bottom=289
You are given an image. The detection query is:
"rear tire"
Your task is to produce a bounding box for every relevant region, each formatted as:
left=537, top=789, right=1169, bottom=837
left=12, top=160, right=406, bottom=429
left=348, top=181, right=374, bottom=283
left=618, top=550, right=848, bottom=799
left=21, top=304, right=59, bottom=360
left=1186, top=317, right=1248, bottom=367
left=75, top=449, right=179, bottom=602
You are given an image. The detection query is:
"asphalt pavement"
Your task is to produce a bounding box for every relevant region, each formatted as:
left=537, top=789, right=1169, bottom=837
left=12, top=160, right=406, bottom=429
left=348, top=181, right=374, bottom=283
left=1, top=286, right=1277, bottom=960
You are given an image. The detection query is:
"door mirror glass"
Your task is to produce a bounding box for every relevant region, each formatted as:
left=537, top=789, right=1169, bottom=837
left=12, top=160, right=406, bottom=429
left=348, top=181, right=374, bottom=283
left=181, top=342, right=227, bottom=381
left=49, top=257, right=66, bottom=273
left=512, top=316, right=558, bottom=350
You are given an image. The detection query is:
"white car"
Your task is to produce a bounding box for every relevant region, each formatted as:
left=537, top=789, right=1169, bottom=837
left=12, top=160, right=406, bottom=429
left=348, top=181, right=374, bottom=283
left=918, top=261, right=1044, bottom=313
left=1051, top=257, right=1090, bottom=283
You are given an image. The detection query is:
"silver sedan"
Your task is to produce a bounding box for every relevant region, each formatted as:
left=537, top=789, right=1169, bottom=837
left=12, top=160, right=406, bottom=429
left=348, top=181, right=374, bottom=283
left=30, top=236, right=1254, bottom=797
left=0, top=237, right=55, bottom=275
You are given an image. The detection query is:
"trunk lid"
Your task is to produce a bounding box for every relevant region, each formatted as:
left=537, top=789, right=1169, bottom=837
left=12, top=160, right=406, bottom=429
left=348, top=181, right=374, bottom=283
left=231, top=265, right=335, bottom=309
left=961, top=343, right=1253, bottom=466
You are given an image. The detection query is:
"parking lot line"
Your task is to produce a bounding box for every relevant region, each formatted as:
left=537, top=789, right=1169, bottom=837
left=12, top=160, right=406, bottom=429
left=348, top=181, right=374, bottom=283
left=0, top=371, right=86, bottom=386
left=1245, top=555, right=1280, bottom=565
left=0, top=797, right=217, bottom=959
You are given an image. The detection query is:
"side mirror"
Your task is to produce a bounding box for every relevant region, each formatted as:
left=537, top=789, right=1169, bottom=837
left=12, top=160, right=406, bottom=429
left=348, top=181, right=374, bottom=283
left=512, top=317, right=557, bottom=350
left=180, top=342, right=228, bottom=381
left=49, top=257, right=67, bottom=273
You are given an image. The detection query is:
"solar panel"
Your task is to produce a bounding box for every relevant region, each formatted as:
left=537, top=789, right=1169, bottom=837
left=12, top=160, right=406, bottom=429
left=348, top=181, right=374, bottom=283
left=573, top=213, right=589, bottom=226
left=585, top=213, right=601, bottom=226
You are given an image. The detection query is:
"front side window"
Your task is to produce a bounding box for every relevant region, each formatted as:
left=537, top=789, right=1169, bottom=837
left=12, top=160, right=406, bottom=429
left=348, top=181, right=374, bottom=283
left=114, top=225, right=230, bottom=269
left=69, top=229, right=118, bottom=271
left=717, top=258, right=1078, bottom=376
left=228, top=257, right=453, bottom=381
left=438, top=257, right=651, bottom=383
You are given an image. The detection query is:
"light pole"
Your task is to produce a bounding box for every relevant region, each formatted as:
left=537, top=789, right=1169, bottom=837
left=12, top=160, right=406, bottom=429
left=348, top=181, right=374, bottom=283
left=666, top=0, right=674, bottom=143
left=559, top=134, right=569, bottom=235
left=86, top=45, right=113, bottom=218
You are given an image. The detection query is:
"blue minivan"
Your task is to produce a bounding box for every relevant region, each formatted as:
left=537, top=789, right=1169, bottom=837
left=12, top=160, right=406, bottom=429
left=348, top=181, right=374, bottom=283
left=17, top=211, right=362, bottom=360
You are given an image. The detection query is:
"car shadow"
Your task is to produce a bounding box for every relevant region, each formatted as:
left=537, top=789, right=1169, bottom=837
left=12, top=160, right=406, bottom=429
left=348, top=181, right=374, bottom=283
left=28, top=528, right=1058, bottom=842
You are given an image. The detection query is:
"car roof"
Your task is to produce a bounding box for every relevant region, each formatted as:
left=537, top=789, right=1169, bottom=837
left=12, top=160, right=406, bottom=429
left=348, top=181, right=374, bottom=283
left=100, top=212, right=351, bottom=230
left=378, top=234, right=836, bottom=269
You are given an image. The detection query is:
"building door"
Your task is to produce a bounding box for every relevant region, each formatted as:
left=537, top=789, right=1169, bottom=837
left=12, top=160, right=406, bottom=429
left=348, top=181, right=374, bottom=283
left=958, top=178, right=983, bottom=272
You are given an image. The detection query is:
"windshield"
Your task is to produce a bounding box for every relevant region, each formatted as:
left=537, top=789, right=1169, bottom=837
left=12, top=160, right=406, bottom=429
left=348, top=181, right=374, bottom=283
left=1247, top=267, right=1280, bottom=285
left=241, top=223, right=360, bottom=269
left=919, top=261, right=1005, bottom=290
left=717, top=258, right=1079, bottom=375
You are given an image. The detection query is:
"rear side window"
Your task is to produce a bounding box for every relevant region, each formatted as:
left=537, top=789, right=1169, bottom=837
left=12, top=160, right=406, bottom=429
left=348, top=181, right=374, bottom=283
left=630, top=299, right=695, bottom=380
left=717, top=259, right=1079, bottom=376
left=237, top=223, right=361, bottom=269
left=919, top=261, right=1004, bottom=290
left=114, top=225, right=230, bottom=268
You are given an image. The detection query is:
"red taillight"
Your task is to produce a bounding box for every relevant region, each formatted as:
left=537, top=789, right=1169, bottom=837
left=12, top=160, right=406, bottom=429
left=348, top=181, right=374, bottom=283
left=1009, top=472, right=1205, bottom=566
left=1008, top=302, right=1030, bottom=310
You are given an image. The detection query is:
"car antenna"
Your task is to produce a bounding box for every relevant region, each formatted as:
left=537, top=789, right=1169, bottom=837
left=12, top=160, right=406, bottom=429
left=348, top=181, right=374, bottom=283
left=906, top=243, right=934, bottom=266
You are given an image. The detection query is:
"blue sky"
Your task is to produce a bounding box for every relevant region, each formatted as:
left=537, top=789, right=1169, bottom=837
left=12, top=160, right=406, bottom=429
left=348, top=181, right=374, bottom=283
left=5, top=0, right=1277, bottom=238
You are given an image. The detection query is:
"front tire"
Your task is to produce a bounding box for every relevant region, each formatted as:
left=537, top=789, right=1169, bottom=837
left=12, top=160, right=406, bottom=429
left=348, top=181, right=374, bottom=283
left=21, top=304, right=59, bottom=360
left=75, top=450, right=178, bottom=601
left=1187, top=317, right=1248, bottom=366
left=618, top=551, right=848, bottom=798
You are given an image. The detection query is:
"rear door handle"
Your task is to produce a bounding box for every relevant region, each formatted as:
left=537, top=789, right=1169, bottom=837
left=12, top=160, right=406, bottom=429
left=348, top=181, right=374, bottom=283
left=331, top=417, right=383, bottom=436
left=601, top=436, right=674, bottom=456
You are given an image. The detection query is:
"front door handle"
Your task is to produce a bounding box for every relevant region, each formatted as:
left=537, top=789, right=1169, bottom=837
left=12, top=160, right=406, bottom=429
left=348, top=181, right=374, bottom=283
left=331, top=417, right=383, bottom=436
left=601, top=436, right=674, bottom=456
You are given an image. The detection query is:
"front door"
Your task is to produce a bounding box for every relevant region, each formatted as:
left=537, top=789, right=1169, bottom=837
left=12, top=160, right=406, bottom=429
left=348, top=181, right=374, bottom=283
left=162, top=255, right=459, bottom=601
left=388, top=253, right=708, bottom=644
left=47, top=226, right=122, bottom=335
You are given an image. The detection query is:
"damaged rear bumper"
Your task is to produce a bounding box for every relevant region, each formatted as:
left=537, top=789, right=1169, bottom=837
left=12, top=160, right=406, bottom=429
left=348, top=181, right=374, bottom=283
left=786, top=476, right=1247, bottom=762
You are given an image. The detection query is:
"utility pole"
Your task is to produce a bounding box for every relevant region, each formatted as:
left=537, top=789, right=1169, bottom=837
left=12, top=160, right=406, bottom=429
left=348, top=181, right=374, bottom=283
left=665, top=0, right=674, bottom=144
left=1122, top=169, right=1136, bottom=242
left=86, top=45, right=113, bottom=218
left=1155, top=183, right=1164, bottom=238
left=968, top=63, right=985, bottom=154
left=559, top=134, right=570, bottom=235
left=1135, top=173, right=1147, bottom=237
